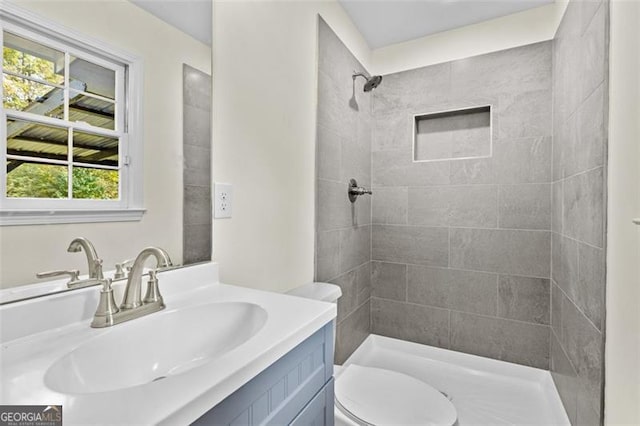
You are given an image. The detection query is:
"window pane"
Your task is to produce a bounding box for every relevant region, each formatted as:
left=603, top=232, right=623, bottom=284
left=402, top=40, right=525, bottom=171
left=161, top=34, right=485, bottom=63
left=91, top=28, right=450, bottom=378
left=69, top=91, right=115, bottom=130
left=3, top=74, right=64, bottom=118
left=3, top=32, right=64, bottom=85
left=6, top=118, right=68, bottom=161
left=69, top=56, right=115, bottom=100
left=72, top=166, right=118, bottom=200
left=72, top=130, right=118, bottom=167
left=6, top=161, right=68, bottom=198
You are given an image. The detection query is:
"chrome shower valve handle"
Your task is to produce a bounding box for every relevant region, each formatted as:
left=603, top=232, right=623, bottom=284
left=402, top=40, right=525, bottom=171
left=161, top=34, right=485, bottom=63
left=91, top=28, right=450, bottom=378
left=348, top=178, right=372, bottom=203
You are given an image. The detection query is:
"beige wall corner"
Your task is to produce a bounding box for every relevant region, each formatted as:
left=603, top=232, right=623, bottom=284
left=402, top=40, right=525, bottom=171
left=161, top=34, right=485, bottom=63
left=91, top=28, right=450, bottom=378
left=605, top=0, right=640, bottom=424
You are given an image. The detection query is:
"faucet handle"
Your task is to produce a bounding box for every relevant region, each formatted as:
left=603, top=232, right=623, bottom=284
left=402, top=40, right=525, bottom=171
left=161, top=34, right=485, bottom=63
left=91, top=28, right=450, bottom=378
left=143, top=270, right=164, bottom=305
left=114, top=258, right=135, bottom=279
left=93, top=259, right=104, bottom=280
left=36, top=269, right=80, bottom=284
left=91, top=278, right=119, bottom=328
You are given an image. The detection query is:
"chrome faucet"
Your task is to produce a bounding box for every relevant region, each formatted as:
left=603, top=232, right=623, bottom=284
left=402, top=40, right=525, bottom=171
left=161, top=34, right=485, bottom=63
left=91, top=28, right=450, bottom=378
left=91, top=247, right=173, bottom=328
left=68, top=237, right=103, bottom=279
left=36, top=237, right=105, bottom=289
left=121, top=247, right=172, bottom=309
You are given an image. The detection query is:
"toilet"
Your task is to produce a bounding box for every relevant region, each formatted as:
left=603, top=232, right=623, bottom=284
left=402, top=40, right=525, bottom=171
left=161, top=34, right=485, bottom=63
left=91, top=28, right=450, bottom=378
left=287, top=283, right=458, bottom=426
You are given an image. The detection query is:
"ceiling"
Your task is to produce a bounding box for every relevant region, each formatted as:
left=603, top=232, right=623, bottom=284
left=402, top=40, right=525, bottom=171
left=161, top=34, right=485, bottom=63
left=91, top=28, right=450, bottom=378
left=338, top=0, right=555, bottom=49
left=129, top=0, right=212, bottom=46
left=127, top=0, right=554, bottom=50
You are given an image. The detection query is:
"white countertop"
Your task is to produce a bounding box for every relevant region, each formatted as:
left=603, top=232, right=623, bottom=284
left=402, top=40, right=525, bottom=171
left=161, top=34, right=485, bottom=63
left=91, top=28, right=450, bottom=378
left=0, top=262, right=336, bottom=425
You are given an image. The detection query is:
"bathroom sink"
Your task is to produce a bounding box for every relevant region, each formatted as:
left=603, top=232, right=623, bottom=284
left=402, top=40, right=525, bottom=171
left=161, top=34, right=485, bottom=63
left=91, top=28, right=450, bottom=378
left=44, top=302, right=268, bottom=394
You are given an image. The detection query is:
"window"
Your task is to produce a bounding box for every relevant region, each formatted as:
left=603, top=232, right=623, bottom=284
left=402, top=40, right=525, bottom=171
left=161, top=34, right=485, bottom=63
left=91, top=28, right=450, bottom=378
left=0, top=5, right=143, bottom=225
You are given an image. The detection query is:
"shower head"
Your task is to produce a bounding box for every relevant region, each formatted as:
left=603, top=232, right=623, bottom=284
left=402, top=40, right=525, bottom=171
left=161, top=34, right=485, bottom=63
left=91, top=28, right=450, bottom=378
left=353, top=73, right=382, bottom=92
left=364, top=75, right=382, bottom=92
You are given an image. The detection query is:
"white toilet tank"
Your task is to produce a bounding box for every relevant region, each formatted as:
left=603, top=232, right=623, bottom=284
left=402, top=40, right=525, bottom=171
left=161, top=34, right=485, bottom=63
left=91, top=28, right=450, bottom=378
left=286, top=282, right=342, bottom=348
left=286, top=282, right=342, bottom=304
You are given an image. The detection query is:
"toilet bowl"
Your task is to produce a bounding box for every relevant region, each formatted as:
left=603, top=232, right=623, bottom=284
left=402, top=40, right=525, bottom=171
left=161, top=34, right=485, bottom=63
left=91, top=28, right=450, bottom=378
left=287, top=283, right=458, bottom=426
left=334, top=364, right=457, bottom=426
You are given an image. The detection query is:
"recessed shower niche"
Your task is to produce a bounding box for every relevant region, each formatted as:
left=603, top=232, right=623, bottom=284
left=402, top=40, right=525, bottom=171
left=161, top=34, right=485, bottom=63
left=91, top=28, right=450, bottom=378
left=413, top=105, right=492, bottom=162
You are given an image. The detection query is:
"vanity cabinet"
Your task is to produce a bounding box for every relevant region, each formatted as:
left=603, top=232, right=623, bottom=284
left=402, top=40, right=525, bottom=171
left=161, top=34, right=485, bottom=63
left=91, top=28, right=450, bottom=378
left=193, top=323, right=334, bottom=426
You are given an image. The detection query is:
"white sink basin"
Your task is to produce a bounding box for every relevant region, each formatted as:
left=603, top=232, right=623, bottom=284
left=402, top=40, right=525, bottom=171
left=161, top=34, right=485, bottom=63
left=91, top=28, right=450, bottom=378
left=44, top=301, right=268, bottom=394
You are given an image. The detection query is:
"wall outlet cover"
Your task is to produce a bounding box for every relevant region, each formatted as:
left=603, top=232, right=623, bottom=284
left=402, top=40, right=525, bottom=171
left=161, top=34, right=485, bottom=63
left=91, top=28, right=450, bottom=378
left=214, top=183, right=233, bottom=219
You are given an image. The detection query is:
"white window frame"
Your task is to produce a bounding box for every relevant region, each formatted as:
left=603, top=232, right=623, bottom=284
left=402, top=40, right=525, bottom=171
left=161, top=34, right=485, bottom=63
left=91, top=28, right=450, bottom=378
left=0, top=3, right=144, bottom=225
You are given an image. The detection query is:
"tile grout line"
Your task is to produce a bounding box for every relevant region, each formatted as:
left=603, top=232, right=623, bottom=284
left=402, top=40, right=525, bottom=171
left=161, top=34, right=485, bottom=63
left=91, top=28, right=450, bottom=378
left=372, top=295, right=551, bottom=328
left=370, top=223, right=553, bottom=233
left=369, top=259, right=551, bottom=280
left=496, top=274, right=500, bottom=318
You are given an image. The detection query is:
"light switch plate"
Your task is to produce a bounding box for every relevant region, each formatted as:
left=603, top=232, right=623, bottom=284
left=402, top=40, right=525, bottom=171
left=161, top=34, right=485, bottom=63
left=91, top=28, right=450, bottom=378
left=214, top=183, right=233, bottom=219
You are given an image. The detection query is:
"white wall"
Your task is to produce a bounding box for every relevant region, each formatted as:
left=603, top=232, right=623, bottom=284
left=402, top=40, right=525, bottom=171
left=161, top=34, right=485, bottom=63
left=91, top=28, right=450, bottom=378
left=211, top=1, right=369, bottom=292
left=0, top=0, right=211, bottom=288
left=371, top=2, right=567, bottom=75
left=605, top=0, right=640, bottom=423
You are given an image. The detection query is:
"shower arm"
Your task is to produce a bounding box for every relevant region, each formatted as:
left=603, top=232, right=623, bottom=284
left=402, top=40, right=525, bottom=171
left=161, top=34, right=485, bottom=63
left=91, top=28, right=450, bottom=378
left=352, top=73, right=368, bottom=82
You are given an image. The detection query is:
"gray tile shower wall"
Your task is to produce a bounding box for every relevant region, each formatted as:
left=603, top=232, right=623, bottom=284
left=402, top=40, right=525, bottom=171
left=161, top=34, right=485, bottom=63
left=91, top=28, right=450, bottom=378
left=550, top=0, right=608, bottom=424
left=315, top=19, right=372, bottom=364
left=370, top=42, right=554, bottom=369
left=183, top=65, right=212, bottom=265
left=316, top=8, right=608, bottom=414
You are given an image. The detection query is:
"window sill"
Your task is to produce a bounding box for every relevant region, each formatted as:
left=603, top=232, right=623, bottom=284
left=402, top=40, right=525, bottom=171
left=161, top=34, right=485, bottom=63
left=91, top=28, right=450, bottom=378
left=0, top=208, right=146, bottom=226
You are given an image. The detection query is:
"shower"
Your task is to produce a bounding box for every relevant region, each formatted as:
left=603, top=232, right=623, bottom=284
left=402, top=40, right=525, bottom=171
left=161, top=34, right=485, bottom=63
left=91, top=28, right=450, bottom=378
left=352, top=72, right=382, bottom=92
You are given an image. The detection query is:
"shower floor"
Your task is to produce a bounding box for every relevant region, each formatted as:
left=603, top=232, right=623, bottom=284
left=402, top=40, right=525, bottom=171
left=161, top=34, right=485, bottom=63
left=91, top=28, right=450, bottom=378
left=339, top=335, right=570, bottom=425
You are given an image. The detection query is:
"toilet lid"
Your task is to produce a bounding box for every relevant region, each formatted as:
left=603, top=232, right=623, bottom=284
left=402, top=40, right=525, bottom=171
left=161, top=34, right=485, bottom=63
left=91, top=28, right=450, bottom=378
left=335, top=364, right=457, bottom=426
